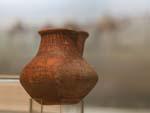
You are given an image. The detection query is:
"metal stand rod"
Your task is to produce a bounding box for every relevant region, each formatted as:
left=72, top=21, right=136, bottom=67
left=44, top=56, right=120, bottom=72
left=29, top=99, right=32, bottom=113
left=81, top=100, right=84, bottom=113
left=40, top=100, right=43, bottom=113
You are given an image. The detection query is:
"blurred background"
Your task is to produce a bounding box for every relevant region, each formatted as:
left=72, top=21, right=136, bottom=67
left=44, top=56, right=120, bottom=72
left=0, top=0, right=150, bottom=113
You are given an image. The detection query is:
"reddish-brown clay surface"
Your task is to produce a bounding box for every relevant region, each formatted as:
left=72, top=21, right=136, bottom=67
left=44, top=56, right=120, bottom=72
left=20, top=28, right=98, bottom=105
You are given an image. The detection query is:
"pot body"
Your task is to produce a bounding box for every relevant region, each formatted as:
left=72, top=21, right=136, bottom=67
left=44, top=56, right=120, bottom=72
left=20, top=29, right=98, bottom=105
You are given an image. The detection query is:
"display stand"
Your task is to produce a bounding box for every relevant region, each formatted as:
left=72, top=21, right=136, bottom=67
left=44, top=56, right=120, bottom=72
left=30, top=99, right=84, bottom=113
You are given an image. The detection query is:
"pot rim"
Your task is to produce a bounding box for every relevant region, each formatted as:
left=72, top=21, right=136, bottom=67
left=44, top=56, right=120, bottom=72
left=38, top=28, right=89, bottom=37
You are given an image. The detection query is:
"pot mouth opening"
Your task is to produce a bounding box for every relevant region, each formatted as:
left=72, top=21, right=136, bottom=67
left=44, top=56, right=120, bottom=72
left=38, top=28, right=89, bottom=37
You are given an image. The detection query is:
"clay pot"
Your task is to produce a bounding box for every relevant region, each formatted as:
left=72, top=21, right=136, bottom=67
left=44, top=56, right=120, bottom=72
left=20, top=28, right=98, bottom=105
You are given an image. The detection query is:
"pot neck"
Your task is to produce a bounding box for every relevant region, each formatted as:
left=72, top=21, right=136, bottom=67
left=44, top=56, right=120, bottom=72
left=37, top=31, right=80, bottom=57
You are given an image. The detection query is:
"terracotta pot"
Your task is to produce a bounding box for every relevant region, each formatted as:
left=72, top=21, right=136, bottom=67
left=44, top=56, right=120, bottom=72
left=20, top=28, right=98, bottom=105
